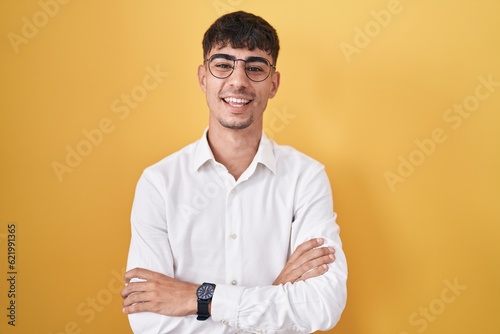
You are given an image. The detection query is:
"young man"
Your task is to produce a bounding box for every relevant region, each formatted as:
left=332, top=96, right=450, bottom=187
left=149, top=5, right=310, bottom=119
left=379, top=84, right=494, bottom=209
left=121, top=11, right=347, bottom=333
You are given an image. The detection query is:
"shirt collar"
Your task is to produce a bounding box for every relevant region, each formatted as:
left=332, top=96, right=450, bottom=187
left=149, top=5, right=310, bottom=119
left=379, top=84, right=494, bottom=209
left=254, top=132, right=276, bottom=174
left=192, top=128, right=276, bottom=174
left=193, top=128, right=215, bottom=171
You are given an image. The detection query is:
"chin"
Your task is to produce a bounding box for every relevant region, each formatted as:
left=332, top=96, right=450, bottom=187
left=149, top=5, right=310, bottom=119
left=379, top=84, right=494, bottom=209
left=218, top=117, right=254, bottom=130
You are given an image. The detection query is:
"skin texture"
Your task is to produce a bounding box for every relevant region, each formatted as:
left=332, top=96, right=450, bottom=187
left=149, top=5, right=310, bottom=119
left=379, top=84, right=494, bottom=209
left=121, top=46, right=336, bottom=317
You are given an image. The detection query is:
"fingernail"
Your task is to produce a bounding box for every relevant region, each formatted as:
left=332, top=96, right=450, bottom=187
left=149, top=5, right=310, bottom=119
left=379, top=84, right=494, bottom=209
left=317, top=238, right=324, bottom=244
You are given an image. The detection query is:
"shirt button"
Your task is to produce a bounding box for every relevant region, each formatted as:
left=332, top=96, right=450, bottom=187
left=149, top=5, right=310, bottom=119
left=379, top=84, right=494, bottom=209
left=231, top=280, right=238, bottom=285
left=230, top=233, right=237, bottom=239
left=231, top=188, right=236, bottom=194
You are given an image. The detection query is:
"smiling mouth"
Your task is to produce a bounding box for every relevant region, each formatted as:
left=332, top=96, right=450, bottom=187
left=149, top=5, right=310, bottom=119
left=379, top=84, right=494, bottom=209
left=222, top=97, right=252, bottom=108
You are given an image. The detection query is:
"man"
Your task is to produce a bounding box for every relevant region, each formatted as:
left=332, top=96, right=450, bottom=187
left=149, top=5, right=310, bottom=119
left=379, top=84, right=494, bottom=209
left=121, top=11, right=347, bottom=333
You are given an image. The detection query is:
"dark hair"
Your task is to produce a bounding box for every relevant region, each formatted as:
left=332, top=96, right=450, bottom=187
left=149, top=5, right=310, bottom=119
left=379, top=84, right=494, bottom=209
left=202, top=11, right=280, bottom=65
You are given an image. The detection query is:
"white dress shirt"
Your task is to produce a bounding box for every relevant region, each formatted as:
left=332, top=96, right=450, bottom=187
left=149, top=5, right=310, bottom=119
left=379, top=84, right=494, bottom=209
left=126, top=130, right=347, bottom=333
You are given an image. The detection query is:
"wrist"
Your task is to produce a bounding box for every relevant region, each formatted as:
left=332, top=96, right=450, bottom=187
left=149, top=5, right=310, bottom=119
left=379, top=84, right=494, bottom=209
left=179, top=282, right=199, bottom=316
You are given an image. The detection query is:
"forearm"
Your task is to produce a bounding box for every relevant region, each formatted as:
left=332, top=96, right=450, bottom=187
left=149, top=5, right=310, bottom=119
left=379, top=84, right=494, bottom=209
left=212, top=265, right=347, bottom=332
left=211, top=233, right=347, bottom=333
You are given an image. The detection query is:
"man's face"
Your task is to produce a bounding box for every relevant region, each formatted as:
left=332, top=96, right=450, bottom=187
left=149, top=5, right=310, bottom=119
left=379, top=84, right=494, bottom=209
left=198, top=46, right=280, bottom=131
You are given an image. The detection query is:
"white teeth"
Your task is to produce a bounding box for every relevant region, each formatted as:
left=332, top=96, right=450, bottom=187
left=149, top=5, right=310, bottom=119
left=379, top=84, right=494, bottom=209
left=224, top=97, right=250, bottom=105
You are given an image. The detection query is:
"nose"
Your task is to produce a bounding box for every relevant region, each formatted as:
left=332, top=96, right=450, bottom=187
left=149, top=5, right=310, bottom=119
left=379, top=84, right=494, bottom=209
left=227, top=60, right=250, bottom=87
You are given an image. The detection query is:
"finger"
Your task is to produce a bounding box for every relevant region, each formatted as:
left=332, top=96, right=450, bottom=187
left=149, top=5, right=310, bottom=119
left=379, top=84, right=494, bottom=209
left=122, top=289, right=152, bottom=308
left=123, top=300, right=152, bottom=314
left=121, top=284, right=139, bottom=300
left=121, top=280, right=150, bottom=299
left=124, top=267, right=152, bottom=284
left=298, top=252, right=335, bottom=273
left=284, top=250, right=335, bottom=283
left=306, top=246, right=335, bottom=263
left=296, top=264, right=329, bottom=282
left=281, top=245, right=333, bottom=281
left=293, top=246, right=335, bottom=269
left=288, top=238, right=324, bottom=263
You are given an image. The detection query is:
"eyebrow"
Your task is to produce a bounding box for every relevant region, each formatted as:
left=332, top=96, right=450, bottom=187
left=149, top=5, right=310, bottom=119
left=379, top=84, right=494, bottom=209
left=209, top=53, right=270, bottom=64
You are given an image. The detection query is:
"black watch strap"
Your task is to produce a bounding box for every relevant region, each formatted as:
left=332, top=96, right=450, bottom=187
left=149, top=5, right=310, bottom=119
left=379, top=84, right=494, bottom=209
left=196, top=300, right=210, bottom=321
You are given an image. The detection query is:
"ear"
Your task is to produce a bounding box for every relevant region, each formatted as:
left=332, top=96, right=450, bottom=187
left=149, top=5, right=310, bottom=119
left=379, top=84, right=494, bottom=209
left=268, top=71, right=280, bottom=99
left=198, top=65, right=207, bottom=93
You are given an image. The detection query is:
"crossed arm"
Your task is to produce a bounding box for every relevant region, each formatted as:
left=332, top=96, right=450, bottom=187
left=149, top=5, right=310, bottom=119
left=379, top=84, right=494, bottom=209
left=122, top=164, right=347, bottom=332
left=121, top=237, right=336, bottom=317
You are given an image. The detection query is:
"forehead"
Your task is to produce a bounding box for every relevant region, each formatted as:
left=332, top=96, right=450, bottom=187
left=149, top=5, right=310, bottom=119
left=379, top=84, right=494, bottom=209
left=208, top=45, right=272, bottom=61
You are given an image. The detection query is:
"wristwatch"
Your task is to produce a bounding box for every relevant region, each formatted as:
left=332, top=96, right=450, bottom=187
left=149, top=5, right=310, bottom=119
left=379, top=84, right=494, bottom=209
left=196, top=282, right=216, bottom=321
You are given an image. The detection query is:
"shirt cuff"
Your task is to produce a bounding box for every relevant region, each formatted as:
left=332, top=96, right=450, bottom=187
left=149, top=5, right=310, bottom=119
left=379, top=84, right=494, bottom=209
left=211, top=284, right=244, bottom=328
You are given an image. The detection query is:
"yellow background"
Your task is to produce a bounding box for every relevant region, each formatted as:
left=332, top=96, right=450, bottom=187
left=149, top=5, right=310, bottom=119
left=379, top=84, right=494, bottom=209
left=1, top=0, right=499, bottom=333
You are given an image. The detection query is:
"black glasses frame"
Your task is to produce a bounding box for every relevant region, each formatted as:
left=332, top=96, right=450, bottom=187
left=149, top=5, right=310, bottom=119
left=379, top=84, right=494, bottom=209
left=205, top=53, right=276, bottom=82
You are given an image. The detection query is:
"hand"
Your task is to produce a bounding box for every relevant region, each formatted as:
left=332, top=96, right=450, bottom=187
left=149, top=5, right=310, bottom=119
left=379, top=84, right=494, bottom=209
left=273, top=238, right=335, bottom=285
left=121, top=268, right=198, bottom=316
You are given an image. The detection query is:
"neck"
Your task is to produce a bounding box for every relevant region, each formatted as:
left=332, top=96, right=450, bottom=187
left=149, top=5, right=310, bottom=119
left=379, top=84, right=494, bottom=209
left=207, top=121, right=262, bottom=180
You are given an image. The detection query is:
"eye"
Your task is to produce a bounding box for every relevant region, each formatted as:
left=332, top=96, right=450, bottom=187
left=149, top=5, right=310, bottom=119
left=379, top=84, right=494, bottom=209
left=212, top=60, right=233, bottom=70
left=246, top=64, right=265, bottom=72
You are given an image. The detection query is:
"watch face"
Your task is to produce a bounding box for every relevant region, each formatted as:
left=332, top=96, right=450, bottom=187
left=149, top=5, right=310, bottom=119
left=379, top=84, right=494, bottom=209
left=197, top=283, right=215, bottom=300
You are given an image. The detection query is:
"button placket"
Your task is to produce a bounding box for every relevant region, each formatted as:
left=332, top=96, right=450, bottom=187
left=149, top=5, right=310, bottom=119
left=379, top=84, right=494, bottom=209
left=226, top=184, right=242, bottom=287
left=225, top=184, right=242, bottom=287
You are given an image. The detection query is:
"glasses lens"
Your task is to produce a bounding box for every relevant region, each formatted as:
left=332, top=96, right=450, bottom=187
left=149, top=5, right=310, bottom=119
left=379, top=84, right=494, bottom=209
left=245, top=59, right=271, bottom=82
left=209, top=57, right=234, bottom=79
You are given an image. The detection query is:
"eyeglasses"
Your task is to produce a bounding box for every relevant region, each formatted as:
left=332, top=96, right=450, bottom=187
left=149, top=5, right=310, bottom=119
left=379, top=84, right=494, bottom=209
left=205, top=53, right=276, bottom=82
